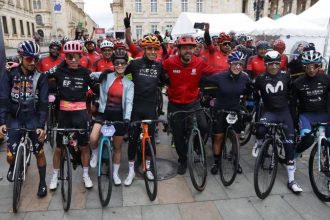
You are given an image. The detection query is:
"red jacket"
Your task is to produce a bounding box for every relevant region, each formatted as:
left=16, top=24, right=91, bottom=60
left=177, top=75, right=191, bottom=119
left=163, top=55, right=218, bottom=104
left=79, top=52, right=101, bottom=71
left=37, top=56, right=63, bottom=72
left=94, top=58, right=114, bottom=72
left=203, top=45, right=229, bottom=72
left=246, top=55, right=266, bottom=78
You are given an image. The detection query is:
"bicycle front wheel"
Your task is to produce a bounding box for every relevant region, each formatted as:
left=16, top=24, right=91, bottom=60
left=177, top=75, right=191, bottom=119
left=188, top=129, right=207, bottom=191
left=144, top=140, right=158, bottom=201
left=219, top=129, right=239, bottom=186
left=98, top=141, right=113, bottom=206
left=254, top=138, right=278, bottom=199
left=60, top=146, right=72, bottom=211
left=13, top=147, right=24, bottom=213
left=309, top=142, right=330, bottom=202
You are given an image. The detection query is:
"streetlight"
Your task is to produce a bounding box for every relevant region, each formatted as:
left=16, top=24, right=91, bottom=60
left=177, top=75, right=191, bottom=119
left=254, top=0, right=265, bottom=21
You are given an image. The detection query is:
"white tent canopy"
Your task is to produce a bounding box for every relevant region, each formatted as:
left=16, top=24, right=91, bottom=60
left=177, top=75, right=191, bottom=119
left=299, top=0, right=330, bottom=28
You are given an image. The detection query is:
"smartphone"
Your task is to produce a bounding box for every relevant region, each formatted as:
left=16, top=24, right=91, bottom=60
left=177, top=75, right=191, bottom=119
left=193, top=22, right=205, bottom=30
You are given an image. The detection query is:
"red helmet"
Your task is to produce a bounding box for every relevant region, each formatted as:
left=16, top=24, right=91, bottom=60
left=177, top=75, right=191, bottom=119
left=176, top=36, right=196, bottom=46
left=114, top=41, right=126, bottom=50
left=218, top=32, right=232, bottom=44
left=273, top=39, right=286, bottom=52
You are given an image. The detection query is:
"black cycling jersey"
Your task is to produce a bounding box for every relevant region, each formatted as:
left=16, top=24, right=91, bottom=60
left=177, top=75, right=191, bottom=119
left=126, top=57, right=167, bottom=106
left=254, top=71, right=291, bottom=112
left=47, top=61, right=96, bottom=102
left=292, top=74, right=330, bottom=114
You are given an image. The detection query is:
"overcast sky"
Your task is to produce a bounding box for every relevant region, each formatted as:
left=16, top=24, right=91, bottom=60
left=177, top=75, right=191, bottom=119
left=84, top=0, right=113, bottom=30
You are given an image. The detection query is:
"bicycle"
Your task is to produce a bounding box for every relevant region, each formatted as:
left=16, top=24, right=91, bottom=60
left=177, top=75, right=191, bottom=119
left=51, top=127, right=89, bottom=211
left=46, top=94, right=57, bottom=148
left=253, top=122, right=288, bottom=199
left=169, top=108, right=210, bottom=191
left=5, top=128, right=33, bottom=213
left=308, top=122, right=330, bottom=202
left=131, top=119, right=166, bottom=201
left=97, top=120, right=126, bottom=207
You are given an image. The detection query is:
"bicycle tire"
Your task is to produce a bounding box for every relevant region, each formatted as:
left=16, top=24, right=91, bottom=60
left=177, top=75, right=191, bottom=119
left=239, top=107, right=253, bottom=146
left=219, top=129, right=239, bottom=186
left=98, top=140, right=113, bottom=206
left=254, top=138, right=278, bottom=199
left=60, top=146, right=72, bottom=211
left=308, top=142, right=330, bottom=202
left=276, top=138, right=286, bottom=164
left=144, top=140, right=158, bottom=201
left=12, top=147, right=24, bottom=213
left=188, top=129, right=207, bottom=191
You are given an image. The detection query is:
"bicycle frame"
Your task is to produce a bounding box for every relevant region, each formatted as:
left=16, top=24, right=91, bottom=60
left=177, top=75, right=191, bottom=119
left=312, top=126, right=329, bottom=173
left=140, top=122, right=152, bottom=173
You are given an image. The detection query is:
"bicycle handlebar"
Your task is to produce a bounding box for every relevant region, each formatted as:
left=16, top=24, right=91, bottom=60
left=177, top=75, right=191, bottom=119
left=168, top=108, right=206, bottom=118
left=130, top=119, right=167, bottom=126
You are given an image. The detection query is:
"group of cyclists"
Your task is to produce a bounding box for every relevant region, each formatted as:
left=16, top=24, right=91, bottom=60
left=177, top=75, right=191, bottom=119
left=0, top=12, right=329, bottom=201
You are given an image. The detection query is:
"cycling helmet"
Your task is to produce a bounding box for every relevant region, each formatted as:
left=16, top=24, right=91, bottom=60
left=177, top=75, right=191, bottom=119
left=218, top=32, right=232, bottom=44
left=61, top=36, right=69, bottom=44
left=195, top=36, right=205, bottom=45
left=111, top=49, right=129, bottom=62
left=49, top=40, right=62, bottom=49
left=238, top=34, right=247, bottom=42
left=264, top=50, right=281, bottom=64
left=114, top=41, right=126, bottom=50
left=84, top=38, right=96, bottom=46
left=100, top=40, right=114, bottom=49
left=141, top=35, right=161, bottom=48
left=301, top=50, right=322, bottom=64
left=273, top=39, right=286, bottom=51
left=63, top=40, right=83, bottom=53
left=246, top=36, right=254, bottom=42
left=256, top=41, right=269, bottom=50
left=17, top=40, right=40, bottom=57
left=303, top=42, right=316, bottom=52
left=228, top=51, right=247, bottom=64
left=176, top=36, right=196, bottom=46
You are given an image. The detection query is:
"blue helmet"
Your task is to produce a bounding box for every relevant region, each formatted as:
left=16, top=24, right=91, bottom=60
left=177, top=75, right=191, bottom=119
left=256, top=41, right=269, bottom=50
left=301, top=50, right=322, bottom=65
left=228, top=51, right=247, bottom=64
left=17, top=40, right=40, bottom=57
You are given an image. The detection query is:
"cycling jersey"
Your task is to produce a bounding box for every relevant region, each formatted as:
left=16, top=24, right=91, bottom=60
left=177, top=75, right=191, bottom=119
left=79, top=51, right=101, bottom=71
left=37, top=56, right=63, bottom=72
left=246, top=55, right=266, bottom=78
left=203, top=45, right=229, bottom=72
left=163, top=55, right=218, bottom=104
left=280, top=54, right=288, bottom=72
left=94, top=58, right=114, bottom=72
left=254, top=71, right=291, bottom=112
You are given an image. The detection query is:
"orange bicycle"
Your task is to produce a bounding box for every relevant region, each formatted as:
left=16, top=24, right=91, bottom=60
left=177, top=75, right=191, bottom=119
left=131, top=119, right=166, bottom=201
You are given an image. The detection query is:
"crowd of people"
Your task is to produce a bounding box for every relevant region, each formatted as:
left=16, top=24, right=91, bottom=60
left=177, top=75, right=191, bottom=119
left=0, top=12, right=329, bottom=200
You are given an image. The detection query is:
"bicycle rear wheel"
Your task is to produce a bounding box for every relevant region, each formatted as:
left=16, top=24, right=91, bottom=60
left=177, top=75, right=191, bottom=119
left=219, top=129, right=239, bottom=186
left=13, top=147, right=24, bottom=213
left=188, top=129, right=207, bottom=191
left=309, top=142, right=330, bottom=202
left=98, top=141, right=113, bottom=206
left=60, top=146, right=72, bottom=211
left=144, top=140, right=158, bottom=201
left=254, top=138, right=278, bottom=199
left=239, top=107, right=253, bottom=146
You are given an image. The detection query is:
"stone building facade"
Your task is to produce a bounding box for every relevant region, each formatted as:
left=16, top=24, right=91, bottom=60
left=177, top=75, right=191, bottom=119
left=111, top=0, right=318, bottom=40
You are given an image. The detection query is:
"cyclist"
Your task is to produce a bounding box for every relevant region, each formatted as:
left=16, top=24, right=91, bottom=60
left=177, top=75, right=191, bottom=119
left=246, top=36, right=256, bottom=55
left=121, top=35, right=167, bottom=186
left=47, top=41, right=97, bottom=190
left=163, top=36, right=218, bottom=174
left=289, top=43, right=315, bottom=80
left=273, top=39, right=288, bottom=72
left=89, top=49, right=134, bottom=186
left=193, top=37, right=206, bottom=60
left=291, top=50, right=330, bottom=154
left=94, top=40, right=115, bottom=72
left=79, top=38, right=101, bottom=71
left=0, top=40, right=48, bottom=197
left=202, top=51, right=252, bottom=175
left=253, top=50, right=302, bottom=193
left=96, top=36, right=104, bottom=53
left=246, top=41, right=269, bottom=79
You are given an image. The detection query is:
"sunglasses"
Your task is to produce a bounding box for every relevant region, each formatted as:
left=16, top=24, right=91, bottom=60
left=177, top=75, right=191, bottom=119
left=114, top=61, right=127, bottom=66
left=65, top=53, right=82, bottom=60
left=50, top=46, right=60, bottom=51
left=266, top=61, right=280, bottom=66
left=230, top=62, right=244, bottom=67
left=145, top=46, right=160, bottom=51
left=221, top=42, right=231, bottom=47
left=102, top=49, right=113, bottom=53
left=23, top=56, right=39, bottom=63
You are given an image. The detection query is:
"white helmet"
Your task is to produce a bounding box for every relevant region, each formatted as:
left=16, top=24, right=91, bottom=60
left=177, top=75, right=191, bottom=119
left=100, top=40, right=114, bottom=49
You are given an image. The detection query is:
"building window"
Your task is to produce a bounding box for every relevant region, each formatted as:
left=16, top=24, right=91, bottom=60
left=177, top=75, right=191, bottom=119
left=135, top=0, right=142, bottom=13
left=36, top=14, right=43, bottom=25
left=242, top=0, right=248, bottom=13
left=196, top=0, right=203, bottom=13
left=2, top=16, right=9, bottom=34
left=283, top=0, right=293, bottom=15
left=20, top=20, right=24, bottom=36
left=136, top=25, right=143, bottom=39
left=297, top=0, right=307, bottom=14
left=32, top=23, right=35, bottom=34
left=33, top=0, right=41, bottom=10
left=181, top=0, right=188, bottom=12
left=166, top=0, right=172, bottom=13
left=12, top=18, right=17, bottom=35
left=151, top=0, right=157, bottom=13
left=27, top=21, right=31, bottom=36
left=165, top=24, right=173, bottom=32
left=151, top=24, right=157, bottom=34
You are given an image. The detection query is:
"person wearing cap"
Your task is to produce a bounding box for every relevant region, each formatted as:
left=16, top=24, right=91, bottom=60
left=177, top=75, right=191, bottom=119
left=79, top=39, right=101, bottom=71
left=163, top=35, right=218, bottom=174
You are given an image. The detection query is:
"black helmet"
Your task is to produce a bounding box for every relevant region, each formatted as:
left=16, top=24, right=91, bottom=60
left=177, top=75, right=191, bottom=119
left=264, top=50, right=281, bottom=64
left=111, top=49, right=128, bottom=63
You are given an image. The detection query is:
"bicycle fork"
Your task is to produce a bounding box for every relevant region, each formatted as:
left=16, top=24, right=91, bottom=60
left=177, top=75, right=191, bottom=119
left=316, top=129, right=330, bottom=180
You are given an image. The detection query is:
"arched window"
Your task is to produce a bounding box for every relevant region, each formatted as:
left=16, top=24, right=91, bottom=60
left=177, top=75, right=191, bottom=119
left=36, top=14, right=43, bottom=25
